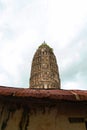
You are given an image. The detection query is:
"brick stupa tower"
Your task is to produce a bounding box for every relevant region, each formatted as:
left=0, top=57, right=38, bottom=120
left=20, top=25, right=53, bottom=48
left=30, top=42, right=61, bottom=89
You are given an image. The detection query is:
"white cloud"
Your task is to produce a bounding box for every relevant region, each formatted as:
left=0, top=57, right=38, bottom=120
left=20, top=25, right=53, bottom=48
left=47, top=0, right=87, bottom=47
left=0, top=31, right=3, bottom=40
left=0, top=0, right=87, bottom=89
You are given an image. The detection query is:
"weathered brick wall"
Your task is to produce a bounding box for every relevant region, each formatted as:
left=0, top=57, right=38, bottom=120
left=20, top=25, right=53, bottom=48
left=0, top=100, right=86, bottom=130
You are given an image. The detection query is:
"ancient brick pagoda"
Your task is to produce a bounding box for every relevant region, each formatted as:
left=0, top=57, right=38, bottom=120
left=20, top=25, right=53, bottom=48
left=0, top=42, right=87, bottom=130
left=30, top=42, right=61, bottom=89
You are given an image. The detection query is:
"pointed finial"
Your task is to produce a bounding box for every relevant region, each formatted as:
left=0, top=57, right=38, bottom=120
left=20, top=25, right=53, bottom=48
left=44, top=41, right=45, bottom=44
left=39, top=42, right=53, bottom=52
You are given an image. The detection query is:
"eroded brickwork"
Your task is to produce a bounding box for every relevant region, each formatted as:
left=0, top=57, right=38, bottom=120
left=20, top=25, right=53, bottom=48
left=0, top=100, right=86, bottom=130
left=30, top=43, right=60, bottom=89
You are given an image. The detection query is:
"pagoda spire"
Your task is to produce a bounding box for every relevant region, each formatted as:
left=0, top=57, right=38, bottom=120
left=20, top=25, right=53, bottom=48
left=29, top=43, right=61, bottom=89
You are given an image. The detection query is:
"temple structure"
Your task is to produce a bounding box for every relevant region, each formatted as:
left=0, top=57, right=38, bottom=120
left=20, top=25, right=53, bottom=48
left=30, top=42, right=60, bottom=89
left=0, top=43, right=87, bottom=130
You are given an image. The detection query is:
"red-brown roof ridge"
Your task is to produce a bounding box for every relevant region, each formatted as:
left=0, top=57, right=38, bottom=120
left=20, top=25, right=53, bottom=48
left=0, top=86, right=87, bottom=101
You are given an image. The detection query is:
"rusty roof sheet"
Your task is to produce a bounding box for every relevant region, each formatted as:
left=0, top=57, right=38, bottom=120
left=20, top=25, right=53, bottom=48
left=0, top=86, right=87, bottom=101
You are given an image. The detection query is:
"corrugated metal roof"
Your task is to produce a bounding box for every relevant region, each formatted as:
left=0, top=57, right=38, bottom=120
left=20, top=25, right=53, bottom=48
left=0, top=86, right=87, bottom=101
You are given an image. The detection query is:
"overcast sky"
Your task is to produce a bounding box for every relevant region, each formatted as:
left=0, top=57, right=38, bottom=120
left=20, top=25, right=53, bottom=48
left=0, top=0, right=87, bottom=89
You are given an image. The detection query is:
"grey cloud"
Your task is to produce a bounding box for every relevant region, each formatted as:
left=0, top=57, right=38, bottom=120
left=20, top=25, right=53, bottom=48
left=61, top=25, right=87, bottom=89
left=0, top=1, right=4, bottom=12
